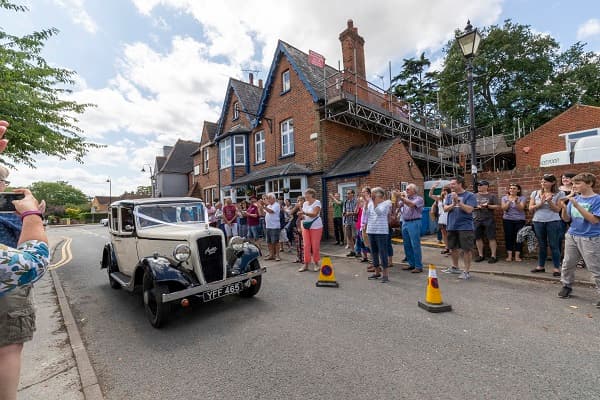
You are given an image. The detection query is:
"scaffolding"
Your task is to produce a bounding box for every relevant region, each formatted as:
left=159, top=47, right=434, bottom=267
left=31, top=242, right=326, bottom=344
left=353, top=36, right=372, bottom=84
left=319, top=69, right=514, bottom=179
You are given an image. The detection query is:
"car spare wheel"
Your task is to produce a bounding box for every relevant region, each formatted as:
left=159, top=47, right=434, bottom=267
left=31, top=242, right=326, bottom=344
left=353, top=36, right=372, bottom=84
left=143, top=271, right=171, bottom=328
left=239, top=260, right=262, bottom=298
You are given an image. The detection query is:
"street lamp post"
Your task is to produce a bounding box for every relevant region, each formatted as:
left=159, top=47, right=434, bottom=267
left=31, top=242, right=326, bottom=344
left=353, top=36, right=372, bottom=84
left=141, top=164, right=155, bottom=197
left=456, top=20, right=482, bottom=193
left=106, top=177, right=112, bottom=207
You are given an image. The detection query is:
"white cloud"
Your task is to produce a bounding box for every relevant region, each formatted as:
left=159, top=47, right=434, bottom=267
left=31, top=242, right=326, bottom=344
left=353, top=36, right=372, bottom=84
left=130, top=0, right=502, bottom=77
left=577, top=18, right=600, bottom=40
left=52, top=0, right=98, bottom=33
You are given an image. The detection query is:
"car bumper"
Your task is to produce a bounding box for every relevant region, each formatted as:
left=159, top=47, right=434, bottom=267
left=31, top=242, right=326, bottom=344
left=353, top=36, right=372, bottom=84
left=161, top=267, right=266, bottom=302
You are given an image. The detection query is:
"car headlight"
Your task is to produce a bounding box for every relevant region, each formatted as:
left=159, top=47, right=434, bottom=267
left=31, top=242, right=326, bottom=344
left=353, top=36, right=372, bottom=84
left=173, top=244, right=191, bottom=262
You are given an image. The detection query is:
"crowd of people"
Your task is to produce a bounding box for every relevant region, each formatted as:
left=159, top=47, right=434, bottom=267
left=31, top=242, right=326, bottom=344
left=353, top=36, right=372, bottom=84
left=208, top=171, right=599, bottom=307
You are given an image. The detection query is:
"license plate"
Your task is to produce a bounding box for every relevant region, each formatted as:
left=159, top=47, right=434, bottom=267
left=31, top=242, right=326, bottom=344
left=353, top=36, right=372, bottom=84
left=203, top=282, right=241, bottom=302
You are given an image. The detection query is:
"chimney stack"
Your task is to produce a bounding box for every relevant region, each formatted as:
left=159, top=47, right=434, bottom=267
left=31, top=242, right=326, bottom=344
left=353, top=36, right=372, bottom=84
left=249, top=72, right=254, bottom=85
left=258, top=79, right=263, bottom=89
left=339, top=19, right=366, bottom=79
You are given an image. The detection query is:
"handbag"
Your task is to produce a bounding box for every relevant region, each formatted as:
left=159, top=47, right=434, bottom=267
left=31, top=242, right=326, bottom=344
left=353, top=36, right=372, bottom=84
left=302, top=216, right=319, bottom=229
left=388, top=206, right=401, bottom=228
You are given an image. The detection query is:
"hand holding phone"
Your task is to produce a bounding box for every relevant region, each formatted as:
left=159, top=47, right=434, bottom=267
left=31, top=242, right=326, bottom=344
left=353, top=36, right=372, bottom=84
left=0, top=192, right=25, bottom=213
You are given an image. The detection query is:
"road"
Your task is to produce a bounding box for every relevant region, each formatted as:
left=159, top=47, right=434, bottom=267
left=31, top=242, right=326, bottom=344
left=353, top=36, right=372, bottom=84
left=49, top=225, right=600, bottom=400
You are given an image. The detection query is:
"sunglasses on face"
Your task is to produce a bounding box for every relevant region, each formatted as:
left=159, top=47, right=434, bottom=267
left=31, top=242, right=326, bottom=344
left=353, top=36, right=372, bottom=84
left=0, top=180, right=9, bottom=185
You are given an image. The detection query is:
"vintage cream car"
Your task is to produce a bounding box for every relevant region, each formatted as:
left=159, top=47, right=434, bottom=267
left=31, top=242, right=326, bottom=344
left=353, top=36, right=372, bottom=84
left=101, top=198, right=265, bottom=328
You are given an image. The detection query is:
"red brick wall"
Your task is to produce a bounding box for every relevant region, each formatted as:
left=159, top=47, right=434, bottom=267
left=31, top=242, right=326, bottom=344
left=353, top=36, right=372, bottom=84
left=516, top=105, right=600, bottom=168
left=322, top=140, right=424, bottom=237
left=479, top=162, right=600, bottom=256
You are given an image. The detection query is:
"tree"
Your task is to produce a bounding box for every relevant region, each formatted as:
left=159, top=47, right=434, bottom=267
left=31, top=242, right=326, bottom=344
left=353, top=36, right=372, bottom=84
left=437, top=20, right=600, bottom=140
left=391, top=52, right=439, bottom=123
left=29, top=181, right=88, bottom=208
left=0, top=1, right=99, bottom=167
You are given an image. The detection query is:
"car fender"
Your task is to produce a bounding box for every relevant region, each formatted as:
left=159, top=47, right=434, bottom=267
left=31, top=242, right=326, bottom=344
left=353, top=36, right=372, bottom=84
left=139, top=256, right=192, bottom=289
left=101, top=243, right=118, bottom=271
left=231, top=244, right=261, bottom=274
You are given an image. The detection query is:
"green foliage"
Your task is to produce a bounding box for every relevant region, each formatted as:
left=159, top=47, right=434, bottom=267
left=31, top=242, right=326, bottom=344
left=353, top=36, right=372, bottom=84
left=28, top=180, right=88, bottom=207
left=391, top=52, right=439, bottom=123
left=0, top=1, right=100, bottom=167
left=64, top=206, right=81, bottom=219
left=79, top=211, right=108, bottom=223
left=437, top=19, right=600, bottom=138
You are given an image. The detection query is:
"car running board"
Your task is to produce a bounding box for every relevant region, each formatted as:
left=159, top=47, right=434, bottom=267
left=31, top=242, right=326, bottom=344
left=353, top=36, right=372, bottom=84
left=110, top=272, right=133, bottom=288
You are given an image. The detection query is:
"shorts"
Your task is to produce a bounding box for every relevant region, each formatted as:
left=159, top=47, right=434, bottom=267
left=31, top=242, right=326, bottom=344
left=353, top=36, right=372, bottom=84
left=474, top=219, right=496, bottom=240
left=447, top=230, right=475, bottom=252
left=0, top=286, right=36, bottom=347
left=224, top=223, right=238, bottom=237
left=344, top=224, right=357, bottom=238
left=247, top=225, right=259, bottom=239
left=265, top=228, right=280, bottom=244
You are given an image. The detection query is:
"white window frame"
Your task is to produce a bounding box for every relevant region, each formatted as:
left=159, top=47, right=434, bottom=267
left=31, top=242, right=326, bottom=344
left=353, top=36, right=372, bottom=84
left=255, top=130, right=265, bottom=163
left=233, top=102, right=239, bottom=120
left=203, top=147, right=209, bottom=173
left=234, top=135, right=246, bottom=166
left=338, top=183, right=357, bottom=202
left=265, top=176, right=307, bottom=200
left=282, top=70, right=290, bottom=92
left=281, top=119, right=294, bottom=156
left=193, top=165, right=200, bottom=176
left=219, top=137, right=231, bottom=169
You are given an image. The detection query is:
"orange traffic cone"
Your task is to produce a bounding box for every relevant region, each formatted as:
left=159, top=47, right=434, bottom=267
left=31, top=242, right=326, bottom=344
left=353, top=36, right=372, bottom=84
left=316, top=256, right=339, bottom=288
left=418, top=264, right=452, bottom=313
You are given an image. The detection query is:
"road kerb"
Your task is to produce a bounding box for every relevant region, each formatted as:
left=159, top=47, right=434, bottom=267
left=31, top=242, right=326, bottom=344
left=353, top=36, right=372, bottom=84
left=50, top=266, right=104, bottom=400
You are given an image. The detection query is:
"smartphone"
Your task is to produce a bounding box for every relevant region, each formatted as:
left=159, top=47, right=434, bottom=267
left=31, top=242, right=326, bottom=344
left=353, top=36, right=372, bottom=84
left=0, top=192, right=25, bottom=213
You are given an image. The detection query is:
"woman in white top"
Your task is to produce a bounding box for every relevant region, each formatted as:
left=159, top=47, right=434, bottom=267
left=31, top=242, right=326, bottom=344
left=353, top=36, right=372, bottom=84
left=298, top=188, right=323, bottom=272
left=364, top=187, right=392, bottom=282
left=429, top=182, right=451, bottom=255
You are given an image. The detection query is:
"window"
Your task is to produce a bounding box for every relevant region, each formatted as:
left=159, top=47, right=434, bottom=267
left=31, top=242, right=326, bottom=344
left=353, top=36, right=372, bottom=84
left=266, top=176, right=307, bottom=201
left=281, top=119, right=294, bottom=156
left=233, top=102, right=239, bottom=120
left=234, top=135, right=246, bottom=165
left=204, top=189, right=211, bottom=204
left=203, top=148, right=209, bottom=173
left=339, top=183, right=357, bottom=202
left=255, top=131, right=265, bottom=163
left=219, top=137, right=231, bottom=169
left=282, top=70, right=290, bottom=93
left=193, top=165, right=200, bottom=176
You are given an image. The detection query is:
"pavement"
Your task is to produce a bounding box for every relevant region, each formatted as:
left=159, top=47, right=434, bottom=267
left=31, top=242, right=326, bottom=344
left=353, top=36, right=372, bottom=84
left=18, top=231, right=595, bottom=399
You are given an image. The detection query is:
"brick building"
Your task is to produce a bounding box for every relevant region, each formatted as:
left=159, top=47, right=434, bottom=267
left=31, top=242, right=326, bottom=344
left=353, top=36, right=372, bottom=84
left=478, top=104, right=600, bottom=256
left=190, top=20, right=424, bottom=236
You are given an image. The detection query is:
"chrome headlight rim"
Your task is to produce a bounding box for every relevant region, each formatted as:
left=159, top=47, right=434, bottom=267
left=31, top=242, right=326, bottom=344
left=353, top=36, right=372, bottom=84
left=173, top=244, right=191, bottom=262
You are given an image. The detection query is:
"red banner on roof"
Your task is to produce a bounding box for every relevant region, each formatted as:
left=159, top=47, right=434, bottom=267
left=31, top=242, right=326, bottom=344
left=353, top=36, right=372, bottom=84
left=308, top=50, right=325, bottom=68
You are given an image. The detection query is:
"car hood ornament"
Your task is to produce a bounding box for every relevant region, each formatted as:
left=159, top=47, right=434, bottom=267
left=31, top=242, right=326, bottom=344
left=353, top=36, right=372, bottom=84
left=205, top=246, right=218, bottom=256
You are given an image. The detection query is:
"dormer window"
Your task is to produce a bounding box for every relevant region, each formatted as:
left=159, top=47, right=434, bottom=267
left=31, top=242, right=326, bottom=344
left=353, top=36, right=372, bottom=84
left=233, top=102, right=240, bottom=120
left=282, top=70, right=290, bottom=93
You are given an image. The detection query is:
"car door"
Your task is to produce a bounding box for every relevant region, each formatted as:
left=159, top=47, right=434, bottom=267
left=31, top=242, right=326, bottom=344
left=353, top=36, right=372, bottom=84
left=111, top=206, right=139, bottom=277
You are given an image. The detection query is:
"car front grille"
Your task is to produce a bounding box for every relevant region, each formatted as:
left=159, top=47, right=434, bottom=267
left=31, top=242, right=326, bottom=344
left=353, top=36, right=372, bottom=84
left=196, top=235, right=224, bottom=283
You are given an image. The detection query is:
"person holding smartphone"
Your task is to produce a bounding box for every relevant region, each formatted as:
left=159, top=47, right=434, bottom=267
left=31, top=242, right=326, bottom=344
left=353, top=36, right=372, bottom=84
left=0, top=120, right=50, bottom=400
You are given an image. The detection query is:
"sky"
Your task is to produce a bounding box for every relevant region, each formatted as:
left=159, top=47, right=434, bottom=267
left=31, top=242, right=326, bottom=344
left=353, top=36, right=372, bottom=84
left=1, top=0, right=599, bottom=198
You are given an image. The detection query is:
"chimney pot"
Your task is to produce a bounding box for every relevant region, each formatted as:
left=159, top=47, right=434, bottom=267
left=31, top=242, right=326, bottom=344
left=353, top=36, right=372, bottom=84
left=347, top=19, right=353, bottom=29
left=258, top=79, right=263, bottom=88
left=249, top=72, right=254, bottom=85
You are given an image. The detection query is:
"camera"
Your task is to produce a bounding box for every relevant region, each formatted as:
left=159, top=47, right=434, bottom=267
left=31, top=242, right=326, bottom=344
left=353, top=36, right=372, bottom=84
left=0, top=192, right=25, bottom=213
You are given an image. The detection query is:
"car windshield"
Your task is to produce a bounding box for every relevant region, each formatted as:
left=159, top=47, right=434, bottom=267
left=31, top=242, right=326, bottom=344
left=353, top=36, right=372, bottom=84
left=135, top=202, right=207, bottom=229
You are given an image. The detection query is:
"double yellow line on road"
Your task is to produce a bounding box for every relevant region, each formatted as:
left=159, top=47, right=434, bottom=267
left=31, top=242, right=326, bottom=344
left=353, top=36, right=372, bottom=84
left=49, top=237, right=73, bottom=270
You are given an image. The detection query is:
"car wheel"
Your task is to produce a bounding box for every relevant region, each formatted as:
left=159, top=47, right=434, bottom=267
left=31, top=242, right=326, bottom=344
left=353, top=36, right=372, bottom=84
left=143, top=271, right=171, bottom=328
left=239, top=260, right=262, bottom=298
left=104, top=254, right=121, bottom=290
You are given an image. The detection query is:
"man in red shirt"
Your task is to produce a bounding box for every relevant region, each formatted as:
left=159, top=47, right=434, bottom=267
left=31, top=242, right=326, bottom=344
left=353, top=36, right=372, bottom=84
left=222, top=197, right=239, bottom=243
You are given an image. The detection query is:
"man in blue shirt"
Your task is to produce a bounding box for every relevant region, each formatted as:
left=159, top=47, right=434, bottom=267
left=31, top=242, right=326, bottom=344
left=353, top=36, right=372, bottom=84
left=557, top=172, right=600, bottom=305
left=442, top=176, right=478, bottom=280
left=395, top=184, right=425, bottom=273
